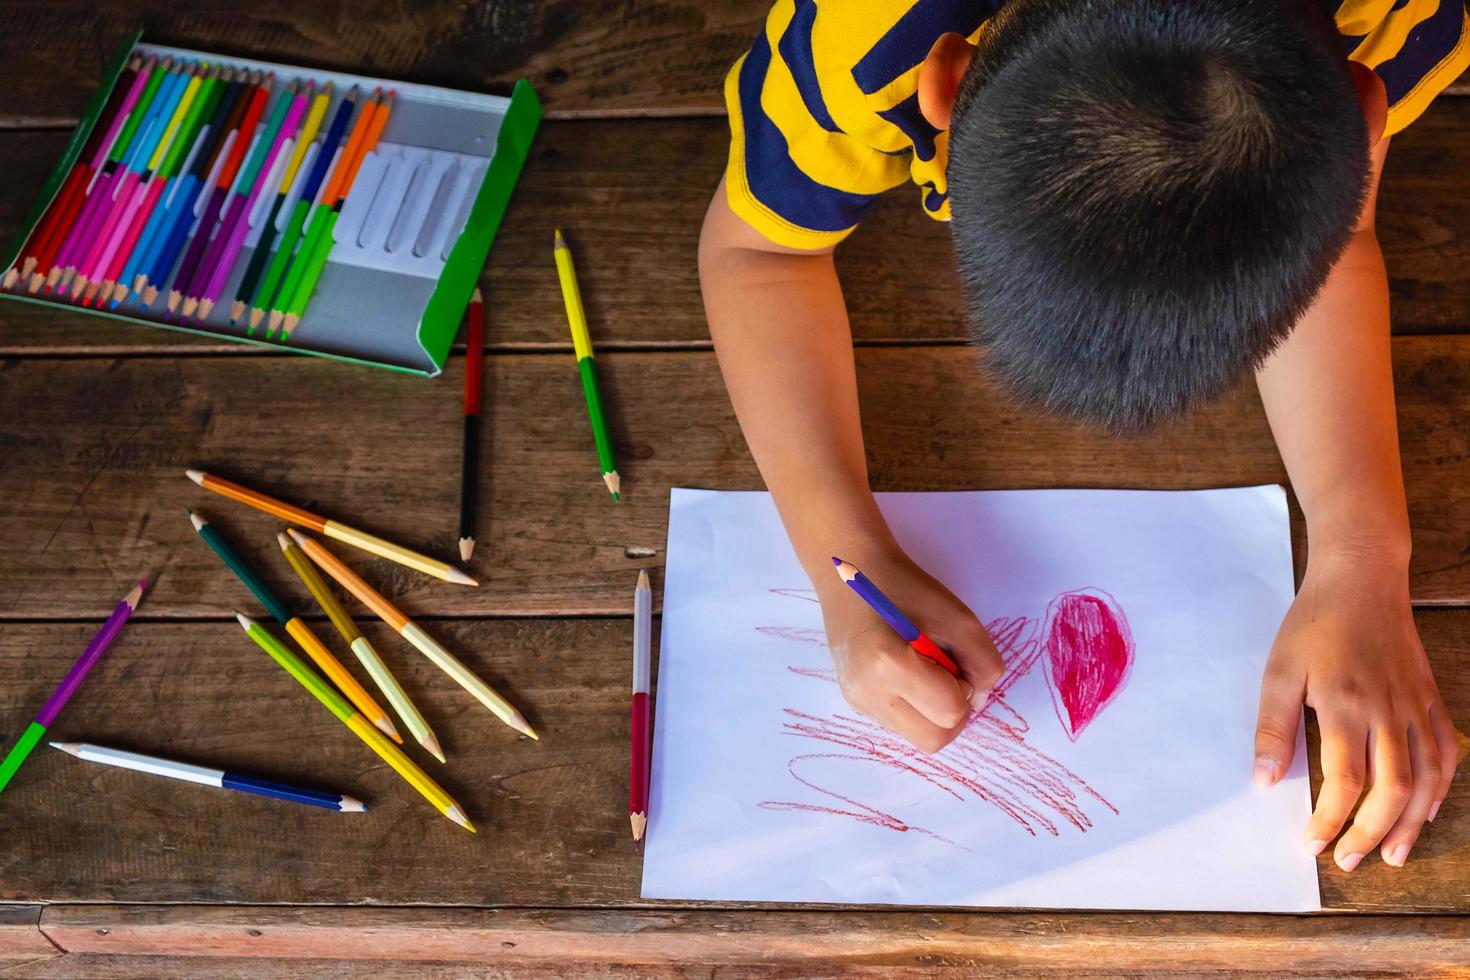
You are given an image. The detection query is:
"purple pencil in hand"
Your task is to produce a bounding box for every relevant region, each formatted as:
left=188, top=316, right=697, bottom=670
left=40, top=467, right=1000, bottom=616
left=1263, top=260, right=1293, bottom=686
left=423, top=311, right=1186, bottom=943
left=0, top=579, right=148, bottom=796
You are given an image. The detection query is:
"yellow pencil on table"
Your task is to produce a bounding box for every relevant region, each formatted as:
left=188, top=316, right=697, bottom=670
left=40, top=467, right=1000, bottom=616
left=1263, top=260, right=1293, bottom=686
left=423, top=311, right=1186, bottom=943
left=277, top=531, right=446, bottom=763
left=185, top=469, right=477, bottom=587
left=554, top=229, right=620, bottom=501
left=235, top=612, right=473, bottom=832
left=288, top=529, right=538, bottom=740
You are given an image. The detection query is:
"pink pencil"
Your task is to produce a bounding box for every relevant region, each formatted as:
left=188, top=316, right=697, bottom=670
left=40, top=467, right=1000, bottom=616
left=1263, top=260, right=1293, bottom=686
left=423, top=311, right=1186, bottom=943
left=43, top=60, right=156, bottom=293
left=196, top=89, right=309, bottom=318
left=98, top=176, right=169, bottom=304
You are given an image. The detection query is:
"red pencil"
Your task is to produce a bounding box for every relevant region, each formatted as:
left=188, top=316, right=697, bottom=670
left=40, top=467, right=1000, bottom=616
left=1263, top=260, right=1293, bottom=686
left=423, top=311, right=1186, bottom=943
left=631, top=569, right=652, bottom=843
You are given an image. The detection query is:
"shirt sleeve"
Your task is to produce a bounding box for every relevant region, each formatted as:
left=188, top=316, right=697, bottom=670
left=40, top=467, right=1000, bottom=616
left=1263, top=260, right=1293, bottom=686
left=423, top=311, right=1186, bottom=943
left=1336, top=0, right=1470, bottom=136
left=724, top=0, right=912, bottom=250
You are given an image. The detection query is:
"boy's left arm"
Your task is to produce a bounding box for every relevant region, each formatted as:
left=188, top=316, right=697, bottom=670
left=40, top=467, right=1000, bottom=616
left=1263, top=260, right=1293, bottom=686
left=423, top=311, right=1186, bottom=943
left=1254, top=131, right=1459, bottom=872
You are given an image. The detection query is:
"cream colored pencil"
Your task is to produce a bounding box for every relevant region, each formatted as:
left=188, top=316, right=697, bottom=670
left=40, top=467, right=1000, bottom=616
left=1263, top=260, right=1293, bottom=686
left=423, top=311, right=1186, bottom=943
left=277, top=532, right=445, bottom=763
left=289, top=529, right=538, bottom=740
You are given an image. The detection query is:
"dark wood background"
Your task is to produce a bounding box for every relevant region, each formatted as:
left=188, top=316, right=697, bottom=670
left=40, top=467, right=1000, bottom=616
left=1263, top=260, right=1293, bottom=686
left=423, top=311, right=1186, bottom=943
left=0, top=3, right=1467, bottom=976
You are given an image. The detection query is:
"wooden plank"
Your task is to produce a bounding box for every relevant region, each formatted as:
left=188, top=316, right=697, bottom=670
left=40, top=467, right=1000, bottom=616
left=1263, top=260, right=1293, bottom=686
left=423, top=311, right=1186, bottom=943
left=0, top=614, right=1468, bottom=909
left=29, top=906, right=1470, bottom=976
left=0, top=1, right=768, bottom=124
left=3, top=337, right=1470, bottom=619
left=0, top=906, right=52, bottom=963
left=6, top=98, right=1470, bottom=355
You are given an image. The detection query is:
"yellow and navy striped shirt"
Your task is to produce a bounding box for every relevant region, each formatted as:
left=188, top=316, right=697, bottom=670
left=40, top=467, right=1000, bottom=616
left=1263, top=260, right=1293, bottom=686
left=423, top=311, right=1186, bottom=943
left=726, top=0, right=1470, bottom=249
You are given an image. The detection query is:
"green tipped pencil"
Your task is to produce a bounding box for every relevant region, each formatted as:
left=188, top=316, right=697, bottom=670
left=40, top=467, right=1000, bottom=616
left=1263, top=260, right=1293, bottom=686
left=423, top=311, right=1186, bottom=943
left=553, top=229, right=620, bottom=501
left=234, top=612, right=473, bottom=832
left=276, top=532, right=445, bottom=763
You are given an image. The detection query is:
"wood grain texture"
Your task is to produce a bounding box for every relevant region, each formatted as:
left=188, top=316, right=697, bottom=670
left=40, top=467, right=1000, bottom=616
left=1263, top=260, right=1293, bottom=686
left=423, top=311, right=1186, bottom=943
left=0, top=0, right=766, bottom=124
left=5, top=98, right=1470, bottom=354
left=0, top=614, right=1467, bottom=909
left=2, top=338, right=1470, bottom=620
left=0, top=906, right=53, bottom=963
left=28, top=905, right=1470, bottom=975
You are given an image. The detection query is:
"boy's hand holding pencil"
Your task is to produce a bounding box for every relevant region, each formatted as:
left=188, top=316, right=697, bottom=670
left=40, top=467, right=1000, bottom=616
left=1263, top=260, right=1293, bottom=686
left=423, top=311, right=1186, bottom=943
left=822, top=547, right=1003, bottom=755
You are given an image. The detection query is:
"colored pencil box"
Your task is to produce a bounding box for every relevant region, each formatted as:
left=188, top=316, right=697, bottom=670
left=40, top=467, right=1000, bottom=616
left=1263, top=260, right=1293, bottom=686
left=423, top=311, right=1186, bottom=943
left=0, top=32, right=541, bottom=377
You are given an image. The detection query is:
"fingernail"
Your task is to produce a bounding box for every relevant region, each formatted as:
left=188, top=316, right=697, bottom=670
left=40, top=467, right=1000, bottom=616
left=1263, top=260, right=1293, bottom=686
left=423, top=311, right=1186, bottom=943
left=1337, top=852, right=1363, bottom=872
left=1384, top=843, right=1409, bottom=867
left=1428, top=799, right=1441, bottom=823
left=1304, top=838, right=1327, bottom=856
left=1252, top=757, right=1279, bottom=787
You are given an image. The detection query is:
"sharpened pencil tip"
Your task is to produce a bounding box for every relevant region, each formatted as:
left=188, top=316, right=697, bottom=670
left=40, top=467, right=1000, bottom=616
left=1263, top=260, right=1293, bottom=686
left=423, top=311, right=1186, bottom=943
left=554, top=228, right=566, bottom=248
left=286, top=528, right=308, bottom=546
left=339, top=796, right=368, bottom=812
left=49, top=742, right=81, bottom=757
left=458, top=537, right=475, bottom=562
left=446, top=565, right=479, bottom=587
left=375, top=716, right=403, bottom=742
left=234, top=611, right=256, bottom=631
left=637, top=568, right=650, bottom=591
left=188, top=509, right=206, bottom=532
left=445, top=804, right=475, bottom=832
left=471, top=286, right=482, bottom=303
left=604, top=472, right=621, bottom=499
left=185, top=469, right=205, bottom=485
left=832, top=559, right=857, bottom=583
left=631, top=812, right=647, bottom=841
left=124, top=579, right=148, bottom=610
left=422, top=733, right=446, bottom=764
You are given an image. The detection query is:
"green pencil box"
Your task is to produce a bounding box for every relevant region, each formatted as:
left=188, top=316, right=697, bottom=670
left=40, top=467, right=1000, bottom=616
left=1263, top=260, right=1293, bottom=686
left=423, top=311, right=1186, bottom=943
left=0, top=33, right=541, bottom=377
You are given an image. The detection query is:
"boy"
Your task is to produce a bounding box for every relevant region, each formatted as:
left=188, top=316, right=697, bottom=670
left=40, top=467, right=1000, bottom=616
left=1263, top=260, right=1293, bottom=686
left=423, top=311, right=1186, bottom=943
left=700, top=0, right=1467, bottom=874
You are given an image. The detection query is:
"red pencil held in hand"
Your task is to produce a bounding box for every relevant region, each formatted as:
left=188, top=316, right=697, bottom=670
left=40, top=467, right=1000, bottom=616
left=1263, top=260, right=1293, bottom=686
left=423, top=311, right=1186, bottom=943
left=631, top=569, right=653, bottom=843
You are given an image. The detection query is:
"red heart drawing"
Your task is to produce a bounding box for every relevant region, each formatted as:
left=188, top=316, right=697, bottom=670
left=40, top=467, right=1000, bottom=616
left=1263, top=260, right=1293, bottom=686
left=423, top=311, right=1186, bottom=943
left=1041, top=589, right=1134, bottom=741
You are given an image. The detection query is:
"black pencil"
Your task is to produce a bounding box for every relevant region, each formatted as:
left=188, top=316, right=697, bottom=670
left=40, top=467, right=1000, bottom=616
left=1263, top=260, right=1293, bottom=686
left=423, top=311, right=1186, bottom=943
left=459, top=288, right=485, bottom=562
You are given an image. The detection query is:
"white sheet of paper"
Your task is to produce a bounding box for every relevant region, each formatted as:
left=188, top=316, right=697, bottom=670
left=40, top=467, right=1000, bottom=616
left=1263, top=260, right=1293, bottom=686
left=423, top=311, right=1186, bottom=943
left=642, top=487, right=1319, bottom=913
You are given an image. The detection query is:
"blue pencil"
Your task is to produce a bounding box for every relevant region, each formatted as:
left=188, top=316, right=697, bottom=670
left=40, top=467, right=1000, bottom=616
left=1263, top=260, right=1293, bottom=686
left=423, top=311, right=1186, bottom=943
left=832, top=557, right=962, bottom=676
left=50, top=742, right=365, bottom=812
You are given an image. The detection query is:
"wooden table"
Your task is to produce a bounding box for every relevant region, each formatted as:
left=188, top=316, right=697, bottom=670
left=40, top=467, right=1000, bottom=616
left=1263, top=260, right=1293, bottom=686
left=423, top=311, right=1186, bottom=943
left=1, top=4, right=1467, bottom=976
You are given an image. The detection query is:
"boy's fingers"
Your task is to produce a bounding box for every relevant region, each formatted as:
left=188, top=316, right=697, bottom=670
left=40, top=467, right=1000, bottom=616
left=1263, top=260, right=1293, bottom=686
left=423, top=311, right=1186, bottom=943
left=888, top=652, right=973, bottom=729
left=879, top=696, right=966, bottom=755
left=1427, top=702, right=1460, bottom=818
left=1378, top=723, right=1441, bottom=867
left=1305, top=717, right=1368, bottom=856
left=1333, top=727, right=1412, bottom=872
left=1253, top=661, right=1306, bottom=786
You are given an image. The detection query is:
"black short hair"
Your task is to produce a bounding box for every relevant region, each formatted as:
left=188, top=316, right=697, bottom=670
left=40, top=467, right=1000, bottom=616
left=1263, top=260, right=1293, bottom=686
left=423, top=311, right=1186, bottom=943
left=947, top=0, right=1368, bottom=432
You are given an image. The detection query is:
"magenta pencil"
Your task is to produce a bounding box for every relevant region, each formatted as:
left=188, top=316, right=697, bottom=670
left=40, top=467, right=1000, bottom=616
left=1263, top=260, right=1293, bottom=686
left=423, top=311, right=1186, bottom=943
left=46, top=61, right=159, bottom=292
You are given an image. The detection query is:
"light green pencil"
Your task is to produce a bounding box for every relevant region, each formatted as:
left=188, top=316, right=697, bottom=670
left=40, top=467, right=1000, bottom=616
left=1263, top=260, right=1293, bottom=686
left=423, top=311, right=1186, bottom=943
left=276, top=532, right=445, bottom=763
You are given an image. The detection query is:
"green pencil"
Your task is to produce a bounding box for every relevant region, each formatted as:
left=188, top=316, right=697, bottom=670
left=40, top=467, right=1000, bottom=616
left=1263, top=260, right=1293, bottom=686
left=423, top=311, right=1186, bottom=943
left=553, top=229, right=620, bottom=500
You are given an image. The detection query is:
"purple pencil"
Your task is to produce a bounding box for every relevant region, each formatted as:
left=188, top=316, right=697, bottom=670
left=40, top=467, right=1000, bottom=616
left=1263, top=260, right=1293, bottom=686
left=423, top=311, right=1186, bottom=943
left=0, top=579, right=148, bottom=796
left=832, top=557, right=961, bottom=677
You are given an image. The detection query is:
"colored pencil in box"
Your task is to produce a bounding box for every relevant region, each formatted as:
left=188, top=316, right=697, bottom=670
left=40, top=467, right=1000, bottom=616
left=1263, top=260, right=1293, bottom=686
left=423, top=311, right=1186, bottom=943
left=111, top=67, right=229, bottom=307
left=68, top=60, right=190, bottom=303
left=185, top=469, right=477, bottom=586
left=277, top=531, right=445, bottom=763
left=166, top=72, right=273, bottom=316
left=187, top=509, right=402, bottom=743
left=101, top=65, right=222, bottom=308
left=250, top=87, right=357, bottom=333
left=186, top=80, right=307, bottom=319
left=630, top=569, right=652, bottom=843
left=554, top=229, right=621, bottom=501
left=831, top=557, right=961, bottom=676
left=50, top=742, right=366, bottom=813
left=280, top=90, right=395, bottom=336
left=235, top=612, right=474, bottom=832
left=4, top=56, right=142, bottom=292
left=288, top=529, right=538, bottom=740
left=139, top=72, right=254, bottom=307
left=73, top=60, right=197, bottom=305
left=231, top=82, right=332, bottom=326
left=0, top=580, right=147, bottom=796
left=459, top=288, right=485, bottom=561
left=47, top=57, right=167, bottom=295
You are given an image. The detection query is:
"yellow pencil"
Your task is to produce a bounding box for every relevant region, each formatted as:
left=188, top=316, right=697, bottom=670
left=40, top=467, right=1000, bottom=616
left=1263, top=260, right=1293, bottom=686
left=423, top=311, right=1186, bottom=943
left=235, top=612, right=473, bottom=831
left=289, top=529, right=538, bottom=740
left=277, top=532, right=446, bottom=763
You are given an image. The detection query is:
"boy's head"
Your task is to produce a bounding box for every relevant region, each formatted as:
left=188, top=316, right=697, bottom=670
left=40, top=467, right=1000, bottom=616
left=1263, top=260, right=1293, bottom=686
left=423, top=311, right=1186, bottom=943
left=920, top=0, right=1377, bottom=432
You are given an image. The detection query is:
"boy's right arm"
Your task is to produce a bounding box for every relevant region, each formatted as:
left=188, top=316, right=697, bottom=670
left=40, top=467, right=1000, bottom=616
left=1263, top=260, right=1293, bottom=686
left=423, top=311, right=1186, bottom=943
left=700, top=178, right=1004, bottom=753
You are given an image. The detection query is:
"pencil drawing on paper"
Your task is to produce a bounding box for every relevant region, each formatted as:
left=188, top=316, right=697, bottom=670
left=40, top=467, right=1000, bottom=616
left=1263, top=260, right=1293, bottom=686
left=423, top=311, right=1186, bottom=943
left=756, top=586, right=1135, bottom=847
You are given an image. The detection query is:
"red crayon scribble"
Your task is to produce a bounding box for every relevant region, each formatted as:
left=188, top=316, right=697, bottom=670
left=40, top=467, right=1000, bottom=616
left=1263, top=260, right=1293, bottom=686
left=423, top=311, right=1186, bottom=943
left=1042, top=589, right=1134, bottom=741
left=755, top=586, right=1131, bottom=848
